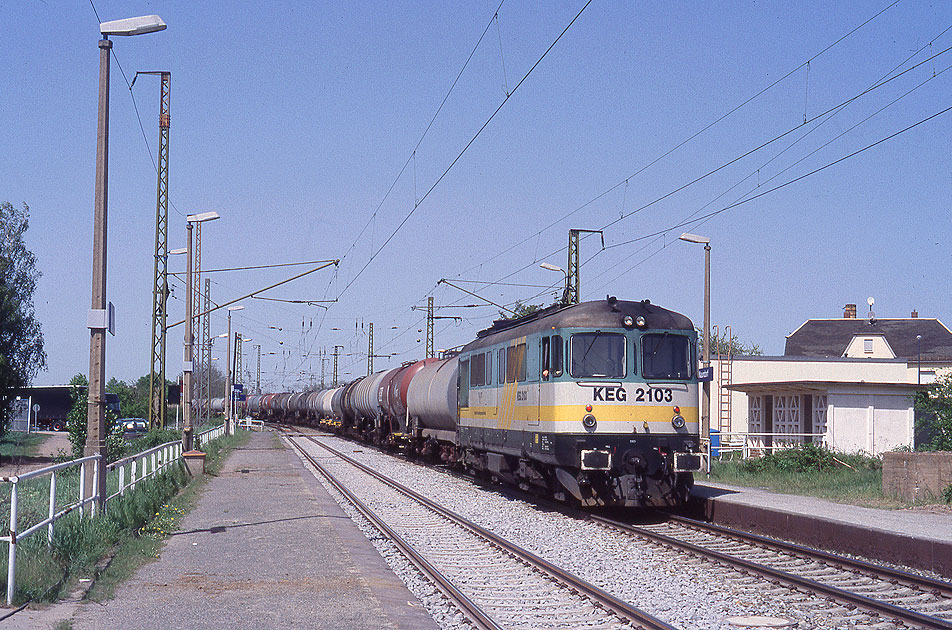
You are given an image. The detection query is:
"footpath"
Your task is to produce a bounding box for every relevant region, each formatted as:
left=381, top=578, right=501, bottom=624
left=11, top=430, right=437, bottom=630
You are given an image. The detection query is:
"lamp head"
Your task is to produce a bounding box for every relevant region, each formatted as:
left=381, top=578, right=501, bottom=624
left=100, top=15, right=166, bottom=37
left=227, top=305, right=245, bottom=312
left=539, top=262, right=565, bottom=273
left=169, top=247, right=187, bottom=255
left=186, top=211, right=220, bottom=223
left=678, top=232, right=710, bottom=245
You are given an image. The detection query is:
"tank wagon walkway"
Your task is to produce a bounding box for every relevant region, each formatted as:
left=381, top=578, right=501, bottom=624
left=59, top=431, right=437, bottom=630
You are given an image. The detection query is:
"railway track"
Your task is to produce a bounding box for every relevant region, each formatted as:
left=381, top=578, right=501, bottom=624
left=282, top=429, right=676, bottom=630
left=277, top=424, right=952, bottom=628
left=590, top=514, right=952, bottom=629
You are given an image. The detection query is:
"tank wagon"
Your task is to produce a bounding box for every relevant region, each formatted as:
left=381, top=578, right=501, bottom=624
left=260, top=297, right=702, bottom=507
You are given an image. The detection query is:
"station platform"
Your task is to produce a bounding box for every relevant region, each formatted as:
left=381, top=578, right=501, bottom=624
left=58, top=431, right=439, bottom=630
left=690, top=481, right=952, bottom=578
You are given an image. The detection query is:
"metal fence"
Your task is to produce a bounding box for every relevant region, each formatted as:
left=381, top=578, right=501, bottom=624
left=0, top=424, right=225, bottom=605
left=713, top=431, right=828, bottom=459
left=237, top=418, right=264, bottom=431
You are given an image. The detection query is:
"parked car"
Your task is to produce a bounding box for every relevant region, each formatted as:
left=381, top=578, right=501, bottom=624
left=120, top=418, right=148, bottom=440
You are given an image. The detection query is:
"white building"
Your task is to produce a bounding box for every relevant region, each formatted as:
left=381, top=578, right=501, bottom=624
left=712, top=304, right=952, bottom=455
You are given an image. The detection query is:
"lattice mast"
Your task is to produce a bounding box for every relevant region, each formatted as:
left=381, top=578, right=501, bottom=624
left=147, top=72, right=171, bottom=429
left=367, top=322, right=374, bottom=375
left=566, top=229, right=604, bottom=305
left=426, top=297, right=434, bottom=358
left=201, top=278, right=211, bottom=423
left=192, top=223, right=203, bottom=418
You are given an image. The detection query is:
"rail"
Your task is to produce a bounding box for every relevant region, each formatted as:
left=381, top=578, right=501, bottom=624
left=0, top=423, right=225, bottom=605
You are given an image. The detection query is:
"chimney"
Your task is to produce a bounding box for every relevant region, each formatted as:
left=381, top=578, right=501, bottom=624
left=843, top=303, right=857, bottom=318
left=911, top=310, right=918, bottom=318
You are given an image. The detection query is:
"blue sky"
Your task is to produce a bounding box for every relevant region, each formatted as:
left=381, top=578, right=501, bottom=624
left=3, top=1, right=951, bottom=390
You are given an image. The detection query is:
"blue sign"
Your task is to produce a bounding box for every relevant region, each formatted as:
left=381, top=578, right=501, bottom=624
left=233, top=383, right=243, bottom=391
left=238, top=394, right=246, bottom=401
left=697, top=367, right=713, bottom=382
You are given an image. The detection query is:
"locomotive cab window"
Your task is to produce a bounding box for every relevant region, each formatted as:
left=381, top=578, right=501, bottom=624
left=497, top=349, right=505, bottom=384
left=570, top=332, right=626, bottom=378
left=541, top=335, right=564, bottom=380
left=641, top=333, right=692, bottom=380
left=551, top=335, right=563, bottom=376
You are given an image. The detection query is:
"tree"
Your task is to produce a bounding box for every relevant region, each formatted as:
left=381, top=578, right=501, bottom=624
left=700, top=327, right=763, bottom=357
left=0, top=201, right=46, bottom=435
left=499, top=301, right=545, bottom=320
left=66, top=373, right=125, bottom=461
left=914, top=373, right=952, bottom=451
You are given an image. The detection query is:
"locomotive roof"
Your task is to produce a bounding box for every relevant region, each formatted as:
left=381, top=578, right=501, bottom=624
left=463, top=297, right=694, bottom=352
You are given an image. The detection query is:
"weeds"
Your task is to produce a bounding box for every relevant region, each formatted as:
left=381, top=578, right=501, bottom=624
left=943, top=484, right=952, bottom=504
left=712, top=444, right=887, bottom=506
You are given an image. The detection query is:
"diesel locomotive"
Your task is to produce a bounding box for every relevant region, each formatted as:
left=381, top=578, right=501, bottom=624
left=240, top=296, right=703, bottom=507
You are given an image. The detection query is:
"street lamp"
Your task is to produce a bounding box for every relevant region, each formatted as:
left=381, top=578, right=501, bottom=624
left=84, top=13, right=166, bottom=518
left=225, top=305, right=244, bottom=434
left=182, top=212, right=220, bottom=452
left=540, top=262, right=570, bottom=305
left=679, top=232, right=711, bottom=469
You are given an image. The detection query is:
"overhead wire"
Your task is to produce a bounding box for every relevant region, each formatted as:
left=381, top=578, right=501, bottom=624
left=336, top=0, right=594, bottom=299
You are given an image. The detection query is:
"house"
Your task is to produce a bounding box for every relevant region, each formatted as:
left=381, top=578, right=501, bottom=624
left=713, top=304, right=952, bottom=455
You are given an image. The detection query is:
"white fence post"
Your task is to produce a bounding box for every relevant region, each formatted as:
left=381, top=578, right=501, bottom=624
left=91, top=459, right=99, bottom=517
left=48, top=472, right=57, bottom=545
left=78, top=463, right=86, bottom=517
left=7, top=482, right=18, bottom=606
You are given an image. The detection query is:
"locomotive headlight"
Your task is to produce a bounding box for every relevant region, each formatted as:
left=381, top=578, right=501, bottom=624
left=623, top=315, right=634, bottom=328
left=635, top=315, right=647, bottom=328
left=671, top=415, right=686, bottom=429
left=582, top=414, right=597, bottom=429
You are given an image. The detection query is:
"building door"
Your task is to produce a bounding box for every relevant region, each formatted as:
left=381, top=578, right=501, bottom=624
left=764, top=395, right=774, bottom=448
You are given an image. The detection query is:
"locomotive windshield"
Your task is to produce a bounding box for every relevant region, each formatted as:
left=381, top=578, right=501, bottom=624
left=642, top=333, right=693, bottom=380
left=570, top=332, right=626, bottom=378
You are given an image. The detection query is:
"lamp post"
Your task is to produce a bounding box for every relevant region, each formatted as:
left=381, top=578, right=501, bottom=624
left=225, top=305, right=244, bottom=434
left=540, top=262, right=570, bottom=305
left=182, top=212, right=219, bottom=452
left=679, top=232, right=711, bottom=465
left=85, top=14, right=166, bottom=513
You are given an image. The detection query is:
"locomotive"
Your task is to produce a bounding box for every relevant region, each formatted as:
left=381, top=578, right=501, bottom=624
left=235, top=297, right=703, bottom=507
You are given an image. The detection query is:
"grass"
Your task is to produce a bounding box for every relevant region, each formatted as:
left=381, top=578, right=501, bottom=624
left=0, top=425, right=247, bottom=605
left=709, top=444, right=901, bottom=508
left=0, top=432, right=48, bottom=459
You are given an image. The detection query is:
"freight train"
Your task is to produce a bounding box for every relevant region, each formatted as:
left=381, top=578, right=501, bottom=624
left=224, top=297, right=703, bottom=507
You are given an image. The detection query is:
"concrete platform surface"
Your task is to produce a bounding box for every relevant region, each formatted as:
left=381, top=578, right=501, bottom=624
left=57, top=431, right=439, bottom=630
left=691, top=481, right=952, bottom=578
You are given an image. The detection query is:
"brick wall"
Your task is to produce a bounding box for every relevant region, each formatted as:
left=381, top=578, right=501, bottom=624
left=882, top=452, right=952, bottom=502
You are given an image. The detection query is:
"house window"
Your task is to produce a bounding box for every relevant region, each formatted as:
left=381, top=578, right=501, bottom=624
left=774, top=395, right=802, bottom=444
left=813, top=395, right=828, bottom=439
left=749, top=395, right=763, bottom=433
left=864, top=339, right=874, bottom=354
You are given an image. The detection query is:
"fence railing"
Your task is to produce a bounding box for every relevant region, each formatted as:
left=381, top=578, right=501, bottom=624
left=1, top=424, right=225, bottom=605
left=237, top=418, right=264, bottom=431
left=713, top=431, right=828, bottom=459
